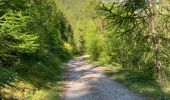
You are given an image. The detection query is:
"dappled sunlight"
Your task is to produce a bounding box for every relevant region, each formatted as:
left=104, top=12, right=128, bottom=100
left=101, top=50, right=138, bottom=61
left=74, top=65, right=93, bottom=72
left=0, top=0, right=170, bottom=99
left=63, top=57, right=145, bottom=100
left=1, top=78, right=35, bottom=99
left=65, top=82, right=90, bottom=98
left=81, top=73, right=102, bottom=79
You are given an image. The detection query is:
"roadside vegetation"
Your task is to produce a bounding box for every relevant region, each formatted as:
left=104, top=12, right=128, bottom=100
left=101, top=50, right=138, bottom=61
left=0, top=0, right=72, bottom=99
left=0, top=0, right=170, bottom=99
left=58, top=0, right=170, bottom=99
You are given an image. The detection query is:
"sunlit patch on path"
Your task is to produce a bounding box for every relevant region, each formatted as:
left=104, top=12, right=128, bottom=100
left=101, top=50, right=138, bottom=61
left=61, top=56, right=146, bottom=100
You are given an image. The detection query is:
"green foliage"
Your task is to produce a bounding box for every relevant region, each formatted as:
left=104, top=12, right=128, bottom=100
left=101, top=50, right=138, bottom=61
left=0, top=0, right=169, bottom=99
left=0, top=0, right=73, bottom=66
left=98, top=52, right=111, bottom=64
left=55, top=0, right=170, bottom=98
left=0, top=11, right=39, bottom=67
left=59, top=0, right=169, bottom=81
left=97, top=0, right=170, bottom=80
left=83, top=19, right=104, bottom=60
left=0, top=0, right=73, bottom=99
left=0, top=67, right=14, bottom=86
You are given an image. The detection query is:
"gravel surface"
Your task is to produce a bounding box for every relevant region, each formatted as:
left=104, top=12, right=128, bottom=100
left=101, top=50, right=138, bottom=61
left=62, top=56, right=146, bottom=100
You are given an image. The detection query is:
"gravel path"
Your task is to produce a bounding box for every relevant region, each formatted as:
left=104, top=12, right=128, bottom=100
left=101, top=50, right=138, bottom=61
left=62, top=56, right=146, bottom=100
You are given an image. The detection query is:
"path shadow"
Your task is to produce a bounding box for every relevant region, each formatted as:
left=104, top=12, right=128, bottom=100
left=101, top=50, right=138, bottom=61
left=63, top=57, right=146, bottom=100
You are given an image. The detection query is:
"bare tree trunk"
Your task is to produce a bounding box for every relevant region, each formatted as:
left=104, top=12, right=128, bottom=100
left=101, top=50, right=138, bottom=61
left=148, top=0, right=162, bottom=79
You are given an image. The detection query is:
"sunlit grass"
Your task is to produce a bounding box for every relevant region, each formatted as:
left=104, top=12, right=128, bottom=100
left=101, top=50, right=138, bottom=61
left=1, top=77, right=63, bottom=100
left=104, top=66, right=170, bottom=99
left=1, top=78, right=35, bottom=99
left=30, top=82, right=62, bottom=100
left=0, top=54, right=66, bottom=99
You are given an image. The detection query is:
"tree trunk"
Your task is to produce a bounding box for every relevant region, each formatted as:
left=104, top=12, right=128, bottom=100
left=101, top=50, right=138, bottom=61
left=148, top=0, right=162, bottom=79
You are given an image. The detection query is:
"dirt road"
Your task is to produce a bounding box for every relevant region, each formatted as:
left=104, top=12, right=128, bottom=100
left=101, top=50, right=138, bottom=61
left=62, top=56, right=146, bottom=100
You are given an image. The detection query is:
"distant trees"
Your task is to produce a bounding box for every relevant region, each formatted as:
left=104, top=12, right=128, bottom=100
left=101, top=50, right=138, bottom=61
left=36, top=0, right=170, bottom=81
left=61, top=0, right=170, bottom=80
left=57, top=0, right=102, bottom=55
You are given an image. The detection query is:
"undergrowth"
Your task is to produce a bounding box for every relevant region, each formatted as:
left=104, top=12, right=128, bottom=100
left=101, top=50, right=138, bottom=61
left=0, top=52, right=67, bottom=100
left=105, top=66, right=170, bottom=100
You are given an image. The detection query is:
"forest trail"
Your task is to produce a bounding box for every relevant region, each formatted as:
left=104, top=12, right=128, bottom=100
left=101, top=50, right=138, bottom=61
left=61, top=56, right=146, bottom=100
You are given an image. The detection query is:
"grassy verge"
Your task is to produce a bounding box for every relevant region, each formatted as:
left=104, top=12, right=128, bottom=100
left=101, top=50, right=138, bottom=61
left=0, top=52, right=67, bottom=100
left=104, top=65, right=170, bottom=100
left=87, top=59, right=170, bottom=100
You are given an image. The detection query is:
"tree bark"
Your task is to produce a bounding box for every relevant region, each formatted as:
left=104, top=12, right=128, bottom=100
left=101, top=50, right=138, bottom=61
left=148, top=0, right=162, bottom=79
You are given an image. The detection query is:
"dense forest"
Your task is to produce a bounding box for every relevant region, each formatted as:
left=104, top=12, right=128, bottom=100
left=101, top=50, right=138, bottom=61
left=0, top=0, right=73, bottom=99
left=58, top=0, right=170, bottom=79
left=0, top=0, right=170, bottom=99
left=58, top=0, right=170, bottom=99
